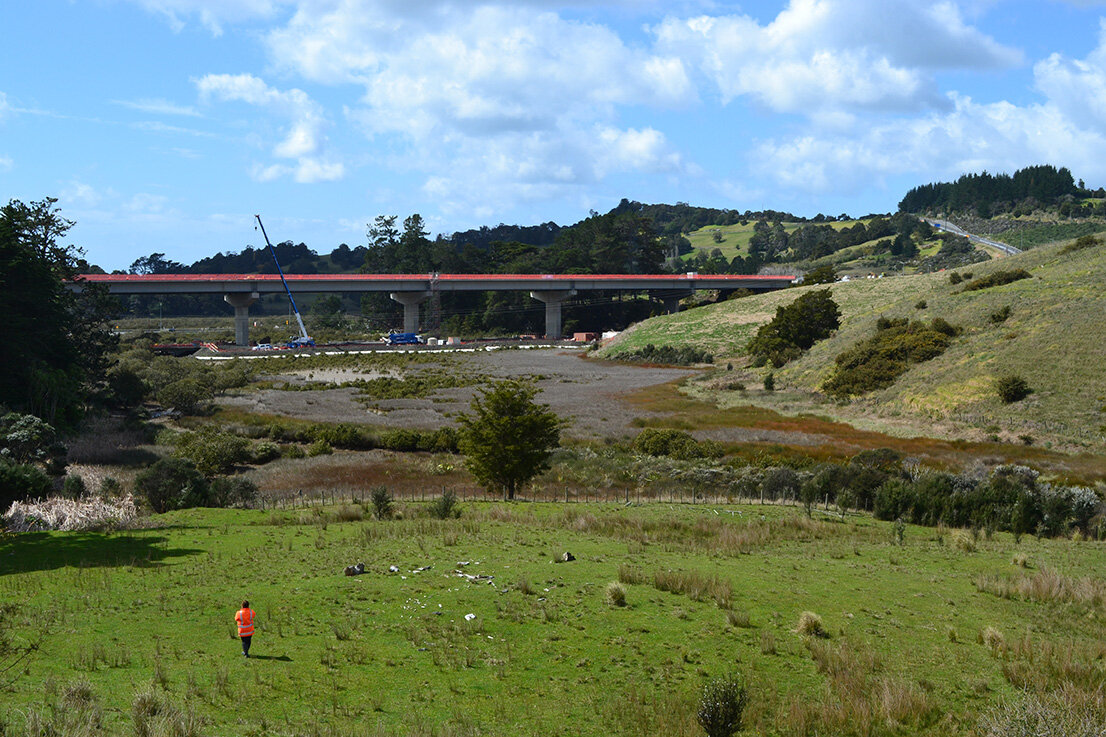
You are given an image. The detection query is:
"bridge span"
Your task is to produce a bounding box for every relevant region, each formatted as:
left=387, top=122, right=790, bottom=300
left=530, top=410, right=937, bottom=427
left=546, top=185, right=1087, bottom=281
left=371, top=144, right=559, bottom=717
left=75, top=272, right=795, bottom=345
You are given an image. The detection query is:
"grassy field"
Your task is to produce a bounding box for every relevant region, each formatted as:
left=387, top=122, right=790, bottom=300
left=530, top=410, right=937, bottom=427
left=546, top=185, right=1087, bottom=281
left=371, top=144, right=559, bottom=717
left=599, top=238, right=1106, bottom=453
left=2, top=501, right=1104, bottom=736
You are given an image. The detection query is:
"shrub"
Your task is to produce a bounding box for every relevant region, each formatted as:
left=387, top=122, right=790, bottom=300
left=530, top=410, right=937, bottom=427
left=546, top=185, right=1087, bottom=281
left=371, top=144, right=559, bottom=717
left=619, top=344, right=714, bottom=366
left=632, top=428, right=721, bottom=460
left=0, top=460, right=54, bottom=512
left=823, top=317, right=961, bottom=398
left=208, top=477, right=258, bottom=508
left=696, top=672, right=748, bottom=737
left=914, top=299, right=927, bottom=309
left=989, top=305, right=1012, bottom=324
left=763, top=372, right=775, bottom=391
left=134, top=458, right=209, bottom=513
left=961, top=268, right=1032, bottom=292
left=62, top=474, right=87, bottom=499
left=605, top=582, right=627, bottom=607
left=251, top=441, right=281, bottom=465
left=995, top=375, right=1032, bottom=403
left=307, top=439, right=333, bottom=457
left=427, top=489, right=460, bottom=519
left=380, top=429, right=423, bottom=452
left=795, top=610, right=829, bottom=638
left=949, top=272, right=963, bottom=285
left=174, top=427, right=252, bottom=476
left=157, top=378, right=213, bottom=414
left=370, top=485, right=394, bottom=520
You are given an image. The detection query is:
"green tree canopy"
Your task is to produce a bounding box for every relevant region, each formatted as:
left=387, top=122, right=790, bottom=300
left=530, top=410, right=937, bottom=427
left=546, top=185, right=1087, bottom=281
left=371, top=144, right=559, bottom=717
left=0, top=198, right=116, bottom=428
left=458, top=380, right=562, bottom=500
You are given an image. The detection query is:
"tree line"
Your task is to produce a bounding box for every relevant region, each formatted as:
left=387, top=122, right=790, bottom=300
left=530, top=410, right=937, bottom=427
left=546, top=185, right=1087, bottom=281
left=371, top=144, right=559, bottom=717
left=897, top=164, right=1090, bottom=217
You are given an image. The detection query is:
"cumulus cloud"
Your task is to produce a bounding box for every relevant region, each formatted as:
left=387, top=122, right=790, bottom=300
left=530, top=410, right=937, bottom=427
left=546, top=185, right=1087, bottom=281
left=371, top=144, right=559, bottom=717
left=0, top=91, right=9, bottom=120
left=0, top=155, right=12, bottom=172
left=262, top=2, right=695, bottom=211
left=196, top=73, right=344, bottom=182
left=653, top=0, right=1020, bottom=114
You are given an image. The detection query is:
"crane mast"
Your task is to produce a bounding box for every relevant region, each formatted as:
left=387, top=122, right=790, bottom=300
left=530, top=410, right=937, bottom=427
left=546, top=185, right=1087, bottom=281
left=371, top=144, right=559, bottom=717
left=255, top=215, right=313, bottom=347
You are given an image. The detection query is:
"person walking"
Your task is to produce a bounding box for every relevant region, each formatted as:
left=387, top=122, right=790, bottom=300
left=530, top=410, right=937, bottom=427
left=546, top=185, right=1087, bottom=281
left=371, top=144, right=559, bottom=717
left=235, top=600, right=256, bottom=658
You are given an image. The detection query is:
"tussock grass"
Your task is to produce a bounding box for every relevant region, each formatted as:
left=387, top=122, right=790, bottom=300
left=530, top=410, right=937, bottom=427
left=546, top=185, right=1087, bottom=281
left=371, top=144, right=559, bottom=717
left=974, top=568, right=1106, bottom=610
left=795, top=611, right=829, bottom=638
left=653, top=568, right=733, bottom=609
left=605, top=582, right=627, bottom=607
left=980, top=685, right=1106, bottom=737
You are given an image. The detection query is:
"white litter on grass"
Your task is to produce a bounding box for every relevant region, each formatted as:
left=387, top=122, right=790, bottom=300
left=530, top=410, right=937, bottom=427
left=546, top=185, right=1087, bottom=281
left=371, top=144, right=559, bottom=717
left=464, top=613, right=476, bottom=621
left=389, top=565, right=399, bottom=572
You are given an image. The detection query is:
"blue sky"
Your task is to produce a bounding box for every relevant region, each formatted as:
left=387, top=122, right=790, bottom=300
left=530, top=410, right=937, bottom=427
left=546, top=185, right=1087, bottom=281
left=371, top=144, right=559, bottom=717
left=3, top=0, right=1106, bottom=271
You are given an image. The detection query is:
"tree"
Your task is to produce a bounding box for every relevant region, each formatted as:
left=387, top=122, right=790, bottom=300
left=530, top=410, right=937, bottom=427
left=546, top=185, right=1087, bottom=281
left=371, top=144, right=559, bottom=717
left=0, top=198, right=117, bottom=427
left=458, top=380, right=561, bottom=500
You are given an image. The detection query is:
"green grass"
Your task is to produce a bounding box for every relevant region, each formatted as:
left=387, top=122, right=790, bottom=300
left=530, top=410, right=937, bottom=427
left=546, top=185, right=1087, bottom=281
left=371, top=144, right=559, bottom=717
left=995, top=222, right=1105, bottom=250
left=600, top=237, right=1106, bottom=451
left=2, top=503, right=1104, bottom=736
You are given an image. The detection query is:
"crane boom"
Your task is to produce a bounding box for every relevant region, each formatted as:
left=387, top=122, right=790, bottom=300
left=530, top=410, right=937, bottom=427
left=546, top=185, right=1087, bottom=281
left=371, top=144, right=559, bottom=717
left=254, top=215, right=313, bottom=346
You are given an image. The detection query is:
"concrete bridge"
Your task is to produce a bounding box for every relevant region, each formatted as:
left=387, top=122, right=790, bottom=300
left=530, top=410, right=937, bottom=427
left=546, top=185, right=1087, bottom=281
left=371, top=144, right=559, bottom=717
left=75, top=272, right=795, bottom=345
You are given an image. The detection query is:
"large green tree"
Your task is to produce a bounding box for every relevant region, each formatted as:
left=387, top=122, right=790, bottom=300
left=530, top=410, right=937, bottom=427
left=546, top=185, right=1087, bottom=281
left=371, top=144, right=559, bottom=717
left=458, top=380, right=561, bottom=500
left=0, top=198, right=116, bottom=428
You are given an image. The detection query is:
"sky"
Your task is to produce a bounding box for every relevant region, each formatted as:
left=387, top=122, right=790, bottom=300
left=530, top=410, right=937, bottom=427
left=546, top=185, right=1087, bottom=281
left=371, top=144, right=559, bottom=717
left=4, top=0, right=1106, bottom=271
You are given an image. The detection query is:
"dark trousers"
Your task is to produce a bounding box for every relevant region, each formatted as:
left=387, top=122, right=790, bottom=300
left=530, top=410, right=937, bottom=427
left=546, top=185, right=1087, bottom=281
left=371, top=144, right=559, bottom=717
left=241, top=635, right=252, bottom=657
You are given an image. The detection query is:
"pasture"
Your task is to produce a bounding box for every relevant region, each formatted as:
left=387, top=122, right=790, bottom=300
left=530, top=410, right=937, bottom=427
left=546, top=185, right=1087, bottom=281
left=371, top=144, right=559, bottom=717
left=2, top=500, right=1104, bottom=736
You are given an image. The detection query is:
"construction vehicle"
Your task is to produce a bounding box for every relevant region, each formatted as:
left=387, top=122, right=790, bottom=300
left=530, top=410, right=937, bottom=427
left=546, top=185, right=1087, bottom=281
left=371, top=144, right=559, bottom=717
left=255, top=215, right=315, bottom=349
left=386, top=331, right=422, bottom=345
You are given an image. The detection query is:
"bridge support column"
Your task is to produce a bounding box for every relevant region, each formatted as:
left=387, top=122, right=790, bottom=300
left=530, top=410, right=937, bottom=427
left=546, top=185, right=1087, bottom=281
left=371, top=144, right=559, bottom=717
left=224, top=292, right=259, bottom=346
left=389, top=291, right=431, bottom=334
left=529, top=289, right=576, bottom=339
left=661, top=290, right=693, bottom=314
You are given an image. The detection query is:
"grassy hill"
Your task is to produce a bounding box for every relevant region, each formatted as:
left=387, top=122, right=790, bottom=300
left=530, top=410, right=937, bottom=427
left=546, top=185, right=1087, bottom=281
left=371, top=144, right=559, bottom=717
left=600, top=237, right=1106, bottom=452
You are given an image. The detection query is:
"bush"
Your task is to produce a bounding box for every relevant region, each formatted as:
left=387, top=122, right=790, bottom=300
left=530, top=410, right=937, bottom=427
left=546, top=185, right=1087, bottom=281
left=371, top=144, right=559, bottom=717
left=0, top=460, right=54, bottom=513
left=62, top=474, right=87, bottom=499
left=995, top=375, right=1032, bottom=403
left=632, top=428, right=722, bottom=460
left=157, top=378, right=213, bottom=414
left=370, top=485, right=394, bottom=520
left=619, top=344, right=714, bottom=366
left=307, top=439, right=333, bottom=457
left=697, top=672, right=748, bottom=737
left=251, top=441, right=282, bottom=465
left=174, top=427, right=252, bottom=476
left=208, top=477, right=258, bottom=508
left=427, top=489, right=460, bottom=519
left=989, top=306, right=1012, bottom=324
left=823, top=317, right=961, bottom=398
left=961, top=268, right=1032, bottom=292
left=914, top=299, right=927, bottom=309
left=135, top=458, right=209, bottom=513
left=763, top=372, right=775, bottom=391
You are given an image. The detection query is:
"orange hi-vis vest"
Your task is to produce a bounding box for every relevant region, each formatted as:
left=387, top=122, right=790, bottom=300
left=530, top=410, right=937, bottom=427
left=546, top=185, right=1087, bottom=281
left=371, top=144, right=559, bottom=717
left=235, top=608, right=255, bottom=637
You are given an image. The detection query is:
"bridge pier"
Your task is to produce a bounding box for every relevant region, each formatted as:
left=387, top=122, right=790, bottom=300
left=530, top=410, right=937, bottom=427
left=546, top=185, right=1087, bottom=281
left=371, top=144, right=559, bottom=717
left=661, top=290, right=693, bottom=314
left=389, top=291, right=431, bottom=334
left=224, top=292, right=259, bottom=346
left=529, top=289, right=576, bottom=339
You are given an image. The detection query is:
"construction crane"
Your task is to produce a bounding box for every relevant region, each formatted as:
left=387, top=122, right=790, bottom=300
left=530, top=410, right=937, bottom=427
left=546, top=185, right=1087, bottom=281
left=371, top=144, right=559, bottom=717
left=254, top=215, right=315, bottom=348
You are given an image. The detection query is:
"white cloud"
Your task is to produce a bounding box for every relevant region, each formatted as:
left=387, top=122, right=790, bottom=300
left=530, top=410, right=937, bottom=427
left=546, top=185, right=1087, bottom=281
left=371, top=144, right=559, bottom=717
left=61, top=180, right=107, bottom=208
left=196, top=73, right=344, bottom=182
left=115, top=98, right=200, bottom=117
left=0, top=155, right=12, bottom=172
left=263, top=3, right=694, bottom=213
left=0, top=92, right=9, bottom=121
left=126, top=0, right=286, bottom=35
left=653, top=0, right=1020, bottom=114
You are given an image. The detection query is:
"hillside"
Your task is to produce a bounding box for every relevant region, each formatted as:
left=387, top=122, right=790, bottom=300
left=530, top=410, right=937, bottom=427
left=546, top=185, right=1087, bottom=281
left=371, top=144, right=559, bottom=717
left=599, top=236, right=1106, bottom=451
